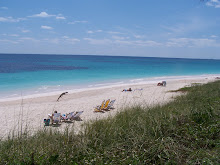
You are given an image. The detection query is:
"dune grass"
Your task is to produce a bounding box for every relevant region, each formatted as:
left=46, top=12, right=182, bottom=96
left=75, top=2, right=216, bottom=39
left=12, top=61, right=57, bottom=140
left=0, top=81, right=220, bottom=164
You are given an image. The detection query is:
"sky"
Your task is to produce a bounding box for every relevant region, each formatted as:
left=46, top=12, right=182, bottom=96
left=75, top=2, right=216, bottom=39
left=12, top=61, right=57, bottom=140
left=0, top=0, right=220, bottom=59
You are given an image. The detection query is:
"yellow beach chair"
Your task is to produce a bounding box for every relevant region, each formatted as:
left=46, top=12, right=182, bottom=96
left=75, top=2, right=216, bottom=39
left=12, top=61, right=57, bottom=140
left=94, top=100, right=105, bottom=113
left=102, top=99, right=111, bottom=111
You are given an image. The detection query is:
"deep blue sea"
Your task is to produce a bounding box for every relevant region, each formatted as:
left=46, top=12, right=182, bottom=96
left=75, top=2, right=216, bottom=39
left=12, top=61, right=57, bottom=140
left=1, top=54, right=220, bottom=99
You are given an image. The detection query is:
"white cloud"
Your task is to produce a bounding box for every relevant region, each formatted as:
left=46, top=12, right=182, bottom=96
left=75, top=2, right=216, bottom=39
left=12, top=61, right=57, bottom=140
left=84, top=35, right=220, bottom=48
left=29, top=12, right=55, bottom=18
left=84, top=37, right=161, bottom=47
left=0, top=33, right=19, bottom=37
left=41, top=25, right=53, bottom=30
left=134, top=35, right=145, bottom=39
left=84, top=38, right=112, bottom=45
left=112, top=36, right=129, bottom=40
left=87, top=30, right=94, bottom=34
left=1, top=7, right=8, bottom=10
left=56, top=16, right=66, bottom=20
left=162, top=24, right=192, bottom=35
left=62, top=36, right=69, bottom=39
left=65, top=38, right=80, bottom=44
left=45, top=38, right=60, bottom=44
left=134, top=40, right=161, bottom=47
left=0, top=39, right=19, bottom=44
left=21, top=29, right=30, bottom=33
left=29, top=12, right=67, bottom=20
left=68, top=20, right=88, bottom=24
left=43, top=37, right=80, bottom=44
left=9, top=34, right=19, bottom=37
left=107, top=31, right=124, bottom=34
left=19, top=37, right=39, bottom=42
left=206, top=0, right=220, bottom=8
left=166, top=38, right=220, bottom=47
left=162, top=17, right=211, bottom=37
left=210, top=35, right=218, bottom=38
left=114, top=40, right=133, bottom=45
left=114, top=39, right=161, bottom=47
left=87, top=30, right=102, bottom=34
left=0, top=17, right=25, bottom=22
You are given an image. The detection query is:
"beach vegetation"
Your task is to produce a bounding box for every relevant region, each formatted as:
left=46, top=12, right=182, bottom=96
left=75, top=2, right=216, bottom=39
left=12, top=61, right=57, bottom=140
left=0, top=81, right=219, bottom=164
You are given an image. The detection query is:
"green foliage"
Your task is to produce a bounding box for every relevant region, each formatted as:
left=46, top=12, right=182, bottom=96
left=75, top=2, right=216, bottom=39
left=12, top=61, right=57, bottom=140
left=0, top=81, right=220, bottom=164
left=169, top=83, right=201, bottom=93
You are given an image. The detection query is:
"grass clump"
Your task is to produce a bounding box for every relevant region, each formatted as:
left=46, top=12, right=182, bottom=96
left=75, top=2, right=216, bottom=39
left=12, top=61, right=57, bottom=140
left=0, top=81, right=220, bottom=164
left=169, top=83, right=202, bottom=93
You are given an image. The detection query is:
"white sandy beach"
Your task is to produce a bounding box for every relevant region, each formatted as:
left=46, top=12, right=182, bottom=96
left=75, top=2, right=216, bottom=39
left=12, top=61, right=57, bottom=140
left=0, top=75, right=218, bottom=139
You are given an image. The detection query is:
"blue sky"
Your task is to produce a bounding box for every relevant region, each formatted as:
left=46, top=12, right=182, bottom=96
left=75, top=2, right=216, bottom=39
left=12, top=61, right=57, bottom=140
left=0, top=0, right=220, bottom=59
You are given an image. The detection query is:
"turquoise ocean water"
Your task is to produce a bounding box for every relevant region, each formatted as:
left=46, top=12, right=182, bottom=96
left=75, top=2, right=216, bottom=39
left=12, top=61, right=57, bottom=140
left=1, top=54, right=220, bottom=99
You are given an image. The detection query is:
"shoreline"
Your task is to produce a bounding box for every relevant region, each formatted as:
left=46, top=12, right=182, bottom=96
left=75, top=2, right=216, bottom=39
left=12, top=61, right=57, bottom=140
left=0, top=74, right=220, bottom=103
left=0, top=75, right=218, bottom=138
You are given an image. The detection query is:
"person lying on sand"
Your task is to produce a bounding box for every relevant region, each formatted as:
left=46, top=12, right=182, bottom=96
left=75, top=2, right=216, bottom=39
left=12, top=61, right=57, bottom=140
left=122, top=88, right=132, bottom=92
left=157, top=81, right=166, bottom=86
left=157, top=82, right=163, bottom=86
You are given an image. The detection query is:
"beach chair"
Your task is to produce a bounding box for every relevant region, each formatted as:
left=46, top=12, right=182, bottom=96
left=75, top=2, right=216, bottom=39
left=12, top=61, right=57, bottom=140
left=67, top=112, right=75, bottom=119
left=52, top=113, right=61, bottom=124
left=102, top=99, right=111, bottom=111
left=70, top=111, right=84, bottom=120
left=107, top=99, right=116, bottom=109
left=62, top=112, right=75, bottom=121
left=94, top=100, right=105, bottom=112
left=48, top=114, right=52, bottom=119
left=162, top=81, right=166, bottom=87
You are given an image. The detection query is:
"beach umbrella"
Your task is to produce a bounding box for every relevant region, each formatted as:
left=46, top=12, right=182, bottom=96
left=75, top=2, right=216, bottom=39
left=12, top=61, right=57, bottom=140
left=57, top=92, right=68, bottom=101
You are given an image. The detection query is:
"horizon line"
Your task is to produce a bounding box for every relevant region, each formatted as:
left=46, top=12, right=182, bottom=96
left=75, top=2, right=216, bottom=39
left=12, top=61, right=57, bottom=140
left=0, top=52, right=219, bottom=61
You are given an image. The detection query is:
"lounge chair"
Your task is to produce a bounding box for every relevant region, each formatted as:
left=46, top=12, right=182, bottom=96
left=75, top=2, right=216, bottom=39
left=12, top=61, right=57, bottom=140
left=70, top=111, right=84, bottom=120
left=94, top=100, right=105, bottom=112
left=62, top=112, right=75, bottom=121
left=102, top=99, right=111, bottom=111
left=107, top=99, right=116, bottom=109
left=52, top=113, right=61, bottom=124
left=162, top=81, right=166, bottom=87
left=48, top=114, right=52, bottom=119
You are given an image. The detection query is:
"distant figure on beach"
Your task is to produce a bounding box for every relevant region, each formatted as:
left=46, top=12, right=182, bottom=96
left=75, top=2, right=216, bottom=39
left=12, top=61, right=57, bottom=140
left=157, top=82, right=163, bottom=86
left=157, top=81, right=166, bottom=87
left=48, top=110, right=58, bottom=120
left=57, top=92, right=68, bottom=101
left=122, top=88, right=132, bottom=92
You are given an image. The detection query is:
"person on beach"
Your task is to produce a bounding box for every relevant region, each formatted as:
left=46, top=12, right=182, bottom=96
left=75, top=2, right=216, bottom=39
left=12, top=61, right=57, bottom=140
left=157, top=82, right=162, bottom=86
left=57, top=92, right=68, bottom=101
left=122, top=88, right=132, bottom=92
left=157, top=81, right=166, bottom=86
left=48, top=110, right=63, bottom=123
left=48, top=110, right=58, bottom=119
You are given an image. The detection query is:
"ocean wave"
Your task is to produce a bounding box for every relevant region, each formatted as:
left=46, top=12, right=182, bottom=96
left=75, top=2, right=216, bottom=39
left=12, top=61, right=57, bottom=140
left=38, top=85, right=61, bottom=90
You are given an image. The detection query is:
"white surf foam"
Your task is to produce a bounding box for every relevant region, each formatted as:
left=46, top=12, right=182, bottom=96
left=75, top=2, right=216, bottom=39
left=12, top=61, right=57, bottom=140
left=0, top=74, right=219, bottom=102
